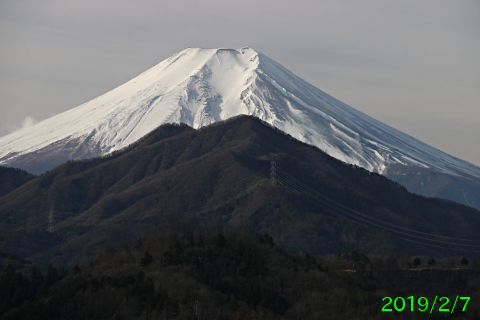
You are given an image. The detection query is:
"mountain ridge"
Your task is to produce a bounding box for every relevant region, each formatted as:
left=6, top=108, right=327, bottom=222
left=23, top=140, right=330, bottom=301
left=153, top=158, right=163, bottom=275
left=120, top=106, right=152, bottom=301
left=0, top=47, right=478, bottom=208
left=1, top=116, right=479, bottom=267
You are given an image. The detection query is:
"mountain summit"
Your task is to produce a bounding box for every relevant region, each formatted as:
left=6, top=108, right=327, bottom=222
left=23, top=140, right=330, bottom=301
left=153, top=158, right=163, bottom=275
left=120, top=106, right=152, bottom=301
left=0, top=47, right=479, bottom=207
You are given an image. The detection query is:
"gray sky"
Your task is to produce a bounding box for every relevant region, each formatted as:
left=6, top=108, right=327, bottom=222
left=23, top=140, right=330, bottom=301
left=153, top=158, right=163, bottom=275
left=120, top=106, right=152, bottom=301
left=1, top=0, right=479, bottom=166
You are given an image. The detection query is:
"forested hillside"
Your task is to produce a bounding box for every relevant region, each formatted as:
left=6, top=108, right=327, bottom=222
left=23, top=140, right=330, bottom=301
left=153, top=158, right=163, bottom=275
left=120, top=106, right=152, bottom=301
left=0, top=166, right=35, bottom=197
left=1, top=226, right=479, bottom=319
left=1, top=116, right=479, bottom=268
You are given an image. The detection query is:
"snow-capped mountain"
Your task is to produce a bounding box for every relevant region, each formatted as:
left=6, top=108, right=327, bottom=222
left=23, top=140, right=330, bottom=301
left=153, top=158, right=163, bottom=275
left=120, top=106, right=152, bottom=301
left=1, top=47, right=479, bottom=208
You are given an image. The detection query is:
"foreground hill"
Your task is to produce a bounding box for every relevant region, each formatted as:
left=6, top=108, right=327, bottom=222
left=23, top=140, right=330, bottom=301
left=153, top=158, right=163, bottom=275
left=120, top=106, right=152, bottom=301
left=0, top=116, right=479, bottom=267
left=0, top=47, right=478, bottom=209
left=1, top=227, right=480, bottom=320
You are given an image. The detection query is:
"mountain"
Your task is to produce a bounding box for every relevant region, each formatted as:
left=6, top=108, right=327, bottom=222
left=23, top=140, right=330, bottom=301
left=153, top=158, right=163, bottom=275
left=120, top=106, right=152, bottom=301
left=1, top=116, right=479, bottom=267
left=0, top=47, right=478, bottom=208
left=0, top=166, right=36, bottom=198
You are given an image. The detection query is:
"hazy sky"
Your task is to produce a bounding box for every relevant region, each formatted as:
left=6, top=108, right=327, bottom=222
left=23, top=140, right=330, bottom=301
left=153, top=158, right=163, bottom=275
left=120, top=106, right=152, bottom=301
left=1, top=0, right=479, bottom=165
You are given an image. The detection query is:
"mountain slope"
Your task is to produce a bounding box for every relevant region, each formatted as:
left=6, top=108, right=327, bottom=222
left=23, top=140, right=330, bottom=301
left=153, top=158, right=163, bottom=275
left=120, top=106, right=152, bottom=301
left=0, top=166, right=36, bottom=197
left=0, top=47, right=478, bottom=208
left=1, top=116, right=479, bottom=267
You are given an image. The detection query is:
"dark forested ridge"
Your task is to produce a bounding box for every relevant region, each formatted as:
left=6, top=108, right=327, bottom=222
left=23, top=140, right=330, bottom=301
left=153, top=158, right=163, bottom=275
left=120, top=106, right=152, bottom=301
left=0, top=116, right=479, bottom=268
left=0, top=166, right=36, bottom=198
left=1, top=227, right=480, bottom=320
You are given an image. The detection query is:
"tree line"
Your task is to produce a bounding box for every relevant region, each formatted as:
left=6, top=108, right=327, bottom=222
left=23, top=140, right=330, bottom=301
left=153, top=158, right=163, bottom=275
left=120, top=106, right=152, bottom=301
left=1, top=225, right=480, bottom=319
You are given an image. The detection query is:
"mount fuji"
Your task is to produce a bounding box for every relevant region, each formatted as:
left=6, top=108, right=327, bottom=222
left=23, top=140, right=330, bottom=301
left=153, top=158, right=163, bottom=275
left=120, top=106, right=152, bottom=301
left=1, top=47, right=479, bottom=208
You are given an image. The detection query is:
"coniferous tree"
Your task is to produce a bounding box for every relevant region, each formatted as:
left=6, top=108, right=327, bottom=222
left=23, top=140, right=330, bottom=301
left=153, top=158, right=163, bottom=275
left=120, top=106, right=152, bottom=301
left=413, top=257, right=421, bottom=268
left=140, top=251, right=154, bottom=267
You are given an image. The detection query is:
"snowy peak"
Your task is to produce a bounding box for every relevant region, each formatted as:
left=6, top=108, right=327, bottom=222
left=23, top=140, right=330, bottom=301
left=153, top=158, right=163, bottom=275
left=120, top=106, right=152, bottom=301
left=116, top=46, right=262, bottom=129
left=0, top=47, right=259, bottom=160
left=0, top=47, right=479, bottom=194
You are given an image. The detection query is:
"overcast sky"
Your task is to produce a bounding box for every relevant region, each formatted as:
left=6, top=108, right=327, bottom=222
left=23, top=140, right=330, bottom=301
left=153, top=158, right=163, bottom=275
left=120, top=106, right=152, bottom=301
left=1, top=0, right=479, bottom=166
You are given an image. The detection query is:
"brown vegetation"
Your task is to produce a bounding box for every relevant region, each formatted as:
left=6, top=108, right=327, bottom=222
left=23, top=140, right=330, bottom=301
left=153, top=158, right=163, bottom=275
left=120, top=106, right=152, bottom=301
left=1, top=116, right=479, bottom=268
left=1, top=226, right=480, bottom=319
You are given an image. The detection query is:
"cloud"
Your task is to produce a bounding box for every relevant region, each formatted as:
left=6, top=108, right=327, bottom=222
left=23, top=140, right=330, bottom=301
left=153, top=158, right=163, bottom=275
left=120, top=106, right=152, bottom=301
left=20, top=116, right=37, bottom=130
